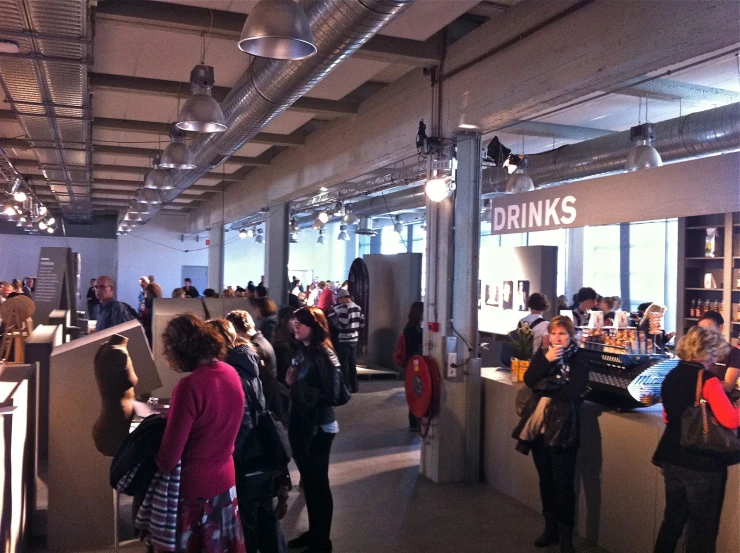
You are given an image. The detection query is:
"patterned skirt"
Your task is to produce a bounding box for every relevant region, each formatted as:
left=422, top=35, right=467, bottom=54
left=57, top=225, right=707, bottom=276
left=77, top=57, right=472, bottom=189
left=176, top=486, right=246, bottom=553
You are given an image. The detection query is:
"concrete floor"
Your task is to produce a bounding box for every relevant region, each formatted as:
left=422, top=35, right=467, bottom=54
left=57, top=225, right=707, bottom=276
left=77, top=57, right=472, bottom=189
left=54, top=380, right=608, bottom=553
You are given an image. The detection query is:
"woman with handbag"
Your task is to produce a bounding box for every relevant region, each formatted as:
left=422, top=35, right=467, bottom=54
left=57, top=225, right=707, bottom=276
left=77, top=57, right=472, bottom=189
left=513, top=315, right=589, bottom=553
left=653, top=326, right=739, bottom=553
left=285, top=307, right=341, bottom=553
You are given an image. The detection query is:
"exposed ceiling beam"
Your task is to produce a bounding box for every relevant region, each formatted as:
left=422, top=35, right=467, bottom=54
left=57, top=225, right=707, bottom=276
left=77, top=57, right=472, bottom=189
left=89, top=73, right=359, bottom=118
left=500, top=120, right=614, bottom=140
left=92, top=178, right=215, bottom=194
left=613, top=78, right=739, bottom=104
left=93, top=0, right=439, bottom=66
left=92, top=184, right=211, bottom=198
left=92, top=144, right=271, bottom=167
left=93, top=117, right=305, bottom=147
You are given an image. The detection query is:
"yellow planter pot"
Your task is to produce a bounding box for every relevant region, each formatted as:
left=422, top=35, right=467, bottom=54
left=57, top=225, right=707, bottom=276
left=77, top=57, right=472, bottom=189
left=511, top=359, right=530, bottom=382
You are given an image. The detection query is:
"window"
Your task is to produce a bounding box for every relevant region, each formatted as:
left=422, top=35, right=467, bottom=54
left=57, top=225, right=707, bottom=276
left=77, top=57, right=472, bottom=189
left=583, top=224, right=621, bottom=297
left=380, top=225, right=407, bottom=255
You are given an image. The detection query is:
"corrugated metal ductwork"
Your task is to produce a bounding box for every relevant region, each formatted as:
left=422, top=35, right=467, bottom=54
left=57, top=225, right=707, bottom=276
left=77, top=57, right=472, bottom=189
left=0, top=0, right=92, bottom=219
left=483, top=102, right=740, bottom=190
left=138, top=0, right=414, bottom=223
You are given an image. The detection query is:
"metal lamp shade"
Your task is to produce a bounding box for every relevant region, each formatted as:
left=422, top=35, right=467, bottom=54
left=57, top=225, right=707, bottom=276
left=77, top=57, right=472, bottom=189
left=625, top=140, right=663, bottom=172
left=144, top=167, right=174, bottom=190
left=337, top=224, right=350, bottom=241
left=506, top=170, right=535, bottom=193
left=343, top=206, right=357, bottom=226
left=317, top=229, right=326, bottom=244
left=177, top=91, right=227, bottom=133
left=137, top=188, right=162, bottom=205
left=160, top=141, right=196, bottom=170
left=290, top=232, right=299, bottom=243
left=255, top=230, right=265, bottom=244
left=128, top=201, right=151, bottom=215
left=238, top=0, right=317, bottom=60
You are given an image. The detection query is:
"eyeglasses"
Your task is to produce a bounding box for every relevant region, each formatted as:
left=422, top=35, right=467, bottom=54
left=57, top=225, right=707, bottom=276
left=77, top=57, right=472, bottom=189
left=94, top=285, right=112, bottom=289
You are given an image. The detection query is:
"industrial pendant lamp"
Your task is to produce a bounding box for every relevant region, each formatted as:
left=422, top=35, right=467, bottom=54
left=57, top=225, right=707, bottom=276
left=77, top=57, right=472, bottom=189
left=238, top=0, right=316, bottom=60
left=144, top=155, right=174, bottom=190
left=2, top=200, right=16, bottom=216
left=238, top=228, right=249, bottom=239
left=177, top=64, right=227, bottom=133
left=393, top=215, right=404, bottom=234
left=506, top=156, right=535, bottom=193
left=337, top=224, right=350, bottom=241
left=160, top=123, right=196, bottom=169
left=255, top=228, right=264, bottom=243
left=312, top=211, right=325, bottom=230
left=343, top=204, right=357, bottom=226
left=625, top=123, right=662, bottom=172
left=137, top=188, right=162, bottom=205
left=317, top=228, right=326, bottom=244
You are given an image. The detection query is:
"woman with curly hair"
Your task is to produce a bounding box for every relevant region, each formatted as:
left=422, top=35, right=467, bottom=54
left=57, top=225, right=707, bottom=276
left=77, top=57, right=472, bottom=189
left=285, top=307, right=341, bottom=553
left=156, top=314, right=246, bottom=553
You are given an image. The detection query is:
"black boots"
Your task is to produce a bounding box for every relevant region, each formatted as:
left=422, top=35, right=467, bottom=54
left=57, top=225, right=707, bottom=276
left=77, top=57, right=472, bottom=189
left=534, top=514, right=559, bottom=547
left=559, top=524, right=575, bottom=553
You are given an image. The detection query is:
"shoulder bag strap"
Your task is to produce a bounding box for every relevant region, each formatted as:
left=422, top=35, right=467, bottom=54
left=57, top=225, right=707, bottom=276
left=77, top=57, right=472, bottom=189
left=694, top=368, right=703, bottom=406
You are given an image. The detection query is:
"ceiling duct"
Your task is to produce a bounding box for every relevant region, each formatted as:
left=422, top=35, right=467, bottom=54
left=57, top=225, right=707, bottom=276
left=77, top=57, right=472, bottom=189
left=133, top=0, right=414, bottom=225
left=484, top=102, right=740, bottom=190
left=0, top=0, right=93, bottom=219
left=354, top=216, right=377, bottom=236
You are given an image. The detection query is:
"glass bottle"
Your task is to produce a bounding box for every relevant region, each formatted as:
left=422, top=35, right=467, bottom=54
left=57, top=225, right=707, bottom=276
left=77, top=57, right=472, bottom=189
left=690, top=298, right=697, bottom=317
left=703, top=299, right=711, bottom=313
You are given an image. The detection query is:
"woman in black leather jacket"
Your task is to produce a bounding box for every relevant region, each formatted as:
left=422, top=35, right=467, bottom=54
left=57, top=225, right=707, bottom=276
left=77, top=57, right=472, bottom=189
left=513, top=315, right=589, bottom=553
left=285, top=306, right=340, bottom=553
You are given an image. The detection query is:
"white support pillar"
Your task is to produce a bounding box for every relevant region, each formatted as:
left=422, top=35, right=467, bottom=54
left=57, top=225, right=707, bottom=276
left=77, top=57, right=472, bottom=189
left=207, top=225, right=224, bottom=292
left=266, top=203, right=290, bottom=307
left=421, top=134, right=482, bottom=483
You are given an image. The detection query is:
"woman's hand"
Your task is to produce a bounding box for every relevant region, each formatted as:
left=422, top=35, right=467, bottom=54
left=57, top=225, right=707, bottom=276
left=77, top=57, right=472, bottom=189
left=285, top=365, right=298, bottom=387
left=545, top=345, right=563, bottom=363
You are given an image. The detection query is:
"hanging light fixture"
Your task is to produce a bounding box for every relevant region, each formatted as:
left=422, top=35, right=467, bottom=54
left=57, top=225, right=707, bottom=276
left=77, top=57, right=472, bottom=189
left=46, top=226, right=54, bottom=234
left=425, top=176, right=455, bottom=202
left=337, top=224, right=350, bottom=241
left=317, top=228, right=326, bottom=245
left=38, top=205, right=47, bottom=216
left=506, top=156, right=535, bottom=193
left=137, top=188, right=163, bottom=205
left=247, top=227, right=255, bottom=238
left=38, top=220, right=47, bottom=230
left=255, top=228, right=264, bottom=244
left=625, top=123, right=662, bottom=172
left=332, top=202, right=344, bottom=217
left=317, top=210, right=329, bottom=224
left=481, top=199, right=492, bottom=224
left=312, top=211, right=325, bottom=230
left=239, top=228, right=248, bottom=239
left=47, top=216, right=55, bottom=226
left=160, top=123, right=196, bottom=169
left=13, top=190, right=26, bottom=202
left=237, top=0, right=317, bottom=61
left=393, top=215, right=404, bottom=234
left=177, top=64, right=227, bottom=133
left=343, top=204, right=357, bottom=226
left=2, top=201, right=15, bottom=216
left=290, top=232, right=299, bottom=243
left=128, top=201, right=151, bottom=215
left=144, top=155, right=174, bottom=190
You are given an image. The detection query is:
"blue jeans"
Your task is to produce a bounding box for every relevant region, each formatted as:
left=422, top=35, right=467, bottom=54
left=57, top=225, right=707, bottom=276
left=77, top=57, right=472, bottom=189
left=654, top=463, right=727, bottom=553
left=235, top=471, right=285, bottom=553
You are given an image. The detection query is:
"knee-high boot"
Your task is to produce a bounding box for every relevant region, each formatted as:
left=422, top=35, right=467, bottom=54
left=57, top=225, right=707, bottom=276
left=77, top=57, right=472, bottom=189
left=559, top=524, right=575, bottom=553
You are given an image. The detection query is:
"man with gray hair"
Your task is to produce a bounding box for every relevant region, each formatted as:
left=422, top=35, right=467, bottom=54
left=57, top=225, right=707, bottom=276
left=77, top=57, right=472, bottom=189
left=94, top=275, right=135, bottom=331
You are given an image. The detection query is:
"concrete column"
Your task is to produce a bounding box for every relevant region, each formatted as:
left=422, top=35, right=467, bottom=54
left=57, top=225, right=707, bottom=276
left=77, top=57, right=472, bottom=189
left=420, top=134, right=482, bottom=483
left=207, top=225, right=224, bottom=292
left=266, top=203, right=290, bottom=307
left=566, top=226, right=584, bottom=299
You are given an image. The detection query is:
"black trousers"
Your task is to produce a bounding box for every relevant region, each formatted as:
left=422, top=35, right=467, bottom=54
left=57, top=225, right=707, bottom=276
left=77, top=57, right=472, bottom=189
left=294, top=429, right=335, bottom=546
left=654, top=463, right=727, bottom=553
left=235, top=470, right=285, bottom=553
left=337, top=342, right=358, bottom=393
left=531, top=439, right=578, bottom=527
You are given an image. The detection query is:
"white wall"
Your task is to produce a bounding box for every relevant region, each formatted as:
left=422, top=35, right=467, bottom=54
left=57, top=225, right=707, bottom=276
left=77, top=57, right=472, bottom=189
left=117, top=214, right=208, bottom=308
left=223, top=227, right=266, bottom=287
left=288, top=222, right=357, bottom=284
left=0, top=234, right=117, bottom=310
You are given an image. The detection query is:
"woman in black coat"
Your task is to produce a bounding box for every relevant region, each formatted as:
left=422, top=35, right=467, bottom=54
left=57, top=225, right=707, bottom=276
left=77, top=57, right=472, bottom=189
left=513, top=315, right=589, bottom=553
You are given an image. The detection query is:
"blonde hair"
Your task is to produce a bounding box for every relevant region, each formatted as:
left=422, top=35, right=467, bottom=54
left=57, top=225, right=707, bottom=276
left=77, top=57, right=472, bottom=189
left=547, top=315, right=576, bottom=338
left=226, top=310, right=255, bottom=335
left=676, top=326, right=730, bottom=365
left=206, top=318, right=237, bottom=349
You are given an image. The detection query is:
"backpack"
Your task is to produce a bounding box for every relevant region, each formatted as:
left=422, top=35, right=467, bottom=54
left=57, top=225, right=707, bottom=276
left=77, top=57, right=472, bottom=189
left=500, top=317, right=546, bottom=367
left=393, top=332, right=407, bottom=368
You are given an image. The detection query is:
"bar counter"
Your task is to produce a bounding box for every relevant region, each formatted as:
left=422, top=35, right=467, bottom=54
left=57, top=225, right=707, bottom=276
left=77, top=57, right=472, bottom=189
left=481, top=367, right=739, bottom=553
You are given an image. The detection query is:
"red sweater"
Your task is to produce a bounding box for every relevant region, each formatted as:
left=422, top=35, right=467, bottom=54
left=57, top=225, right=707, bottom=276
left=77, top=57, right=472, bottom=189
left=663, top=376, right=740, bottom=428
left=156, top=361, right=245, bottom=499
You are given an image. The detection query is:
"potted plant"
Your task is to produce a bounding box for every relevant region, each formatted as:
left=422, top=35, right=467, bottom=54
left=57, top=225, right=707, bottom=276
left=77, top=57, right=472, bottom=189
left=506, top=322, right=534, bottom=382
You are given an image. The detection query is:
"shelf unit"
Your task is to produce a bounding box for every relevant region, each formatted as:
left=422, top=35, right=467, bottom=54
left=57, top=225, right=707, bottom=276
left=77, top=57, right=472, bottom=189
left=678, top=212, right=740, bottom=345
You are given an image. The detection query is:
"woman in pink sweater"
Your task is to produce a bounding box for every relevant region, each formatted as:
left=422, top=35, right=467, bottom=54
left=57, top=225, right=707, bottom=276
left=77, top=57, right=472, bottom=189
left=156, top=314, right=246, bottom=553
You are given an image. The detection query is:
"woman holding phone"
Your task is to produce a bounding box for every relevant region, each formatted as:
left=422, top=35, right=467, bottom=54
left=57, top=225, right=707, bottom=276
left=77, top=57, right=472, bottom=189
left=513, top=316, right=589, bottom=553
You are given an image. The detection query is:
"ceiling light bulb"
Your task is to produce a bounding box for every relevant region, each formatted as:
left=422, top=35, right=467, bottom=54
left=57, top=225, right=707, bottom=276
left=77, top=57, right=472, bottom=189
left=38, top=221, right=47, bottom=230
left=38, top=205, right=47, bottom=216
left=177, top=64, right=227, bottom=133
left=47, top=217, right=55, bottom=225
left=160, top=123, right=196, bottom=169
left=238, top=0, right=316, bottom=61
left=13, top=191, right=26, bottom=202
left=46, top=226, right=54, bottom=234
left=247, top=228, right=255, bottom=238
left=425, top=177, right=454, bottom=202
left=317, top=211, right=329, bottom=224
left=239, top=228, right=248, bottom=239
left=337, top=224, right=350, bottom=241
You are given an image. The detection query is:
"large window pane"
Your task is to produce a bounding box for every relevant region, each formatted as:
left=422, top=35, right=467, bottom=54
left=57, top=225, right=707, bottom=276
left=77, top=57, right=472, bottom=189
left=583, top=224, right=621, bottom=297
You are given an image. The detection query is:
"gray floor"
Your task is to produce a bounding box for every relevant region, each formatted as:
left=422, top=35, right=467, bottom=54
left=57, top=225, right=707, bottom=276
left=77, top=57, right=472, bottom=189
left=53, top=380, right=608, bottom=553
left=281, top=380, right=608, bottom=553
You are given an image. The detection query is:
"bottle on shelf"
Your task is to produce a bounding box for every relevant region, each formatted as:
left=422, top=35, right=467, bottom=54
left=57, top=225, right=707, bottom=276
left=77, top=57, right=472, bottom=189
left=689, top=298, right=697, bottom=317
left=711, top=300, right=719, bottom=312
left=703, top=298, right=711, bottom=314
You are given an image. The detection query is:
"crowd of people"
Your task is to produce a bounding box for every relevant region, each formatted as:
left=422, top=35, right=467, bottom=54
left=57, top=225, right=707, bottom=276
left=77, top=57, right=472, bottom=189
left=514, top=289, right=740, bottom=553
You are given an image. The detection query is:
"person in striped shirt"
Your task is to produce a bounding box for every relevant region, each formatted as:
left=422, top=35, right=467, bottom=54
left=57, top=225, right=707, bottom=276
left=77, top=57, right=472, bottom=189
left=330, top=289, right=365, bottom=393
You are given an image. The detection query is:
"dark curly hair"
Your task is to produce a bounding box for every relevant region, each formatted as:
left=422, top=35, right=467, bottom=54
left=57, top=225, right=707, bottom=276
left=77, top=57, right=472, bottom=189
left=161, top=313, right=225, bottom=373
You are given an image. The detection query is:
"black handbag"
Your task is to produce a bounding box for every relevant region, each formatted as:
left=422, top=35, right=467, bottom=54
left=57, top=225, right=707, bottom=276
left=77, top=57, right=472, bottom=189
left=238, top=383, right=292, bottom=468
left=332, top=366, right=351, bottom=407
left=680, top=370, right=740, bottom=456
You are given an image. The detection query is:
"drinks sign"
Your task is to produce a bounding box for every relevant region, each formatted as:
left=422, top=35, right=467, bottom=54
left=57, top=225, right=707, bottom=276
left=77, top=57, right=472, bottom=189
left=489, top=152, right=740, bottom=235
